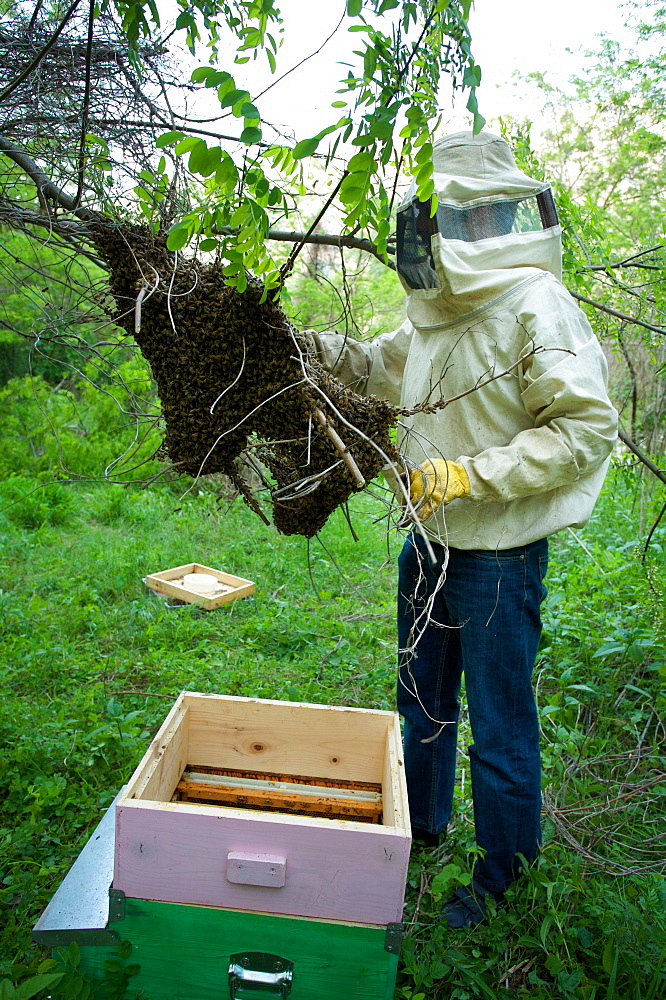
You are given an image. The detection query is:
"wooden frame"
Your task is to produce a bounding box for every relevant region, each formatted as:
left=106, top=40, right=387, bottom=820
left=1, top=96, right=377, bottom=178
left=114, top=692, right=411, bottom=926
left=144, top=563, right=255, bottom=610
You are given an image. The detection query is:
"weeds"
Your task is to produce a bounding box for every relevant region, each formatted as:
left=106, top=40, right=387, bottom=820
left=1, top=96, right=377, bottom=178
left=0, top=461, right=664, bottom=997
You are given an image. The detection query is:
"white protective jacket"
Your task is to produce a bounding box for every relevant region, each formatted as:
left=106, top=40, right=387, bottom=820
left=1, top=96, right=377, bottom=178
left=311, top=132, right=618, bottom=550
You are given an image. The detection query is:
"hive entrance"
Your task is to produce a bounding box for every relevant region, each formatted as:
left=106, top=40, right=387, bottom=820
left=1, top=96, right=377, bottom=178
left=172, top=764, right=384, bottom=824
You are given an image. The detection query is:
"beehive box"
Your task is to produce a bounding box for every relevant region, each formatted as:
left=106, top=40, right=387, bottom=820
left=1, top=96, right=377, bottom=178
left=145, top=562, right=255, bottom=609
left=115, top=691, right=410, bottom=925
left=35, top=692, right=411, bottom=1000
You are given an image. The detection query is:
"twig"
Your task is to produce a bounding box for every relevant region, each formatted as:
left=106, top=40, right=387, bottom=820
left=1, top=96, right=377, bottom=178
left=134, top=284, right=147, bottom=334
left=570, top=290, right=666, bottom=336
left=618, top=427, right=666, bottom=488
left=72, top=0, right=96, bottom=209
left=399, top=345, right=573, bottom=416
left=313, top=406, right=365, bottom=488
left=279, top=172, right=348, bottom=284
left=0, top=0, right=81, bottom=104
left=580, top=244, right=664, bottom=271
left=111, top=690, right=176, bottom=699
left=642, top=500, right=666, bottom=561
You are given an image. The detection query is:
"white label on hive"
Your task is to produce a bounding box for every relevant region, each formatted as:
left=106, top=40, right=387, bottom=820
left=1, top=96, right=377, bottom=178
left=226, top=852, right=287, bottom=888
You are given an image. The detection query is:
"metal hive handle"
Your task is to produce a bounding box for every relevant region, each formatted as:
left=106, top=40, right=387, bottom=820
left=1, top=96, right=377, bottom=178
left=228, top=952, right=294, bottom=1000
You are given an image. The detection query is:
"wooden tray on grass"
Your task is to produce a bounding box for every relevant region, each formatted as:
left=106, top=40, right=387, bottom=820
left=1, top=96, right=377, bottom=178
left=145, top=562, right=255, bottom=610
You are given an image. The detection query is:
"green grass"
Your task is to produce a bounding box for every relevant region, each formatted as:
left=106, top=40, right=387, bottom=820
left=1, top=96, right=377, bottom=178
left=0, top=464, right=664, bottom=999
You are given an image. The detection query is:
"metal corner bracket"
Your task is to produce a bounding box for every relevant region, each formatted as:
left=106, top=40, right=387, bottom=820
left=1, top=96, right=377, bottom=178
left=384, top=922, right=405, bottom=954
left=108, top=888, right=126, bottom=922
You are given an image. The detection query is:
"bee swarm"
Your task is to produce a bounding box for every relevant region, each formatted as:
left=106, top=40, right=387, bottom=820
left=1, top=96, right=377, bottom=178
left=92, top=223, right=400, bottom=538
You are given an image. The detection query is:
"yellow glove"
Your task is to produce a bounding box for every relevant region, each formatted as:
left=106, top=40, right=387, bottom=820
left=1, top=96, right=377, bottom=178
left=408, top=459, right=471, bottom=521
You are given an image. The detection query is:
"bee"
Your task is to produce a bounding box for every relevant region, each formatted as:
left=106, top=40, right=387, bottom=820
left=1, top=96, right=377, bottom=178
left=91, top=222, right=401, bottom=538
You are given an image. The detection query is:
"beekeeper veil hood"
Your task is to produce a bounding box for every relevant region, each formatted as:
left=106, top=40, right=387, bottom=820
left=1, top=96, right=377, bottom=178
left=396, top=131, right=562, bottom=328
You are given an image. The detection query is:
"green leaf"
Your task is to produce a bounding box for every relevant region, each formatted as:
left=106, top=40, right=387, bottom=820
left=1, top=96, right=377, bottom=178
left=0, top=981, right=16, bottom=1000
left=215, top=154, right=239, bottom=190
left=363, top=46, right=377, bottom=80
left=199, top=146, right=221, bottom=177
left=117, top=940, right=132, bottom=960
left=204, top=71, right=233, bottom=89
left=415, top=141, right=433, bottom=165
left=175, top=11, right=195, bottom=30
left=174, top=136, right=201, bottom=155
left=15, top=974, right=64, bottom=1000
left=190, top=66, right=216, bottom=83
left=347, top=0, right=363, bottom=15
left=347, top=150, right=375, bottom=173
left=351, top=133, right=376, bottom=147
left=241, top=102, right=260, bottom=120
left=240, top=126, right=263, bottom=145
left=199, top=239, right=219, bottom=252
left=416, top=178, right=435, bottom=201
left=166, top=222, right=192, bottom=252
left=187, top=140, right=209, bottom=174
left=218, top=89, right=248, bottom=110
left=602, top=939, right=617, bottom=977
left=293, top=136, right=321, bottom=159
left=156, top=131, right=185, bottom=148
left=415, top=160, right=433, bottom=186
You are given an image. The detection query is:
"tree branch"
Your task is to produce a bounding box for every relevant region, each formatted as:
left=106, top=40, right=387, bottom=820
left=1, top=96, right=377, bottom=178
left=0, top=136, right=98, bottom=219
left=73, top=0, right=96, bottom=209
left=618, top=428, right=666, bottom=488
left=570, top=290, right=666, bottom=336
left=580, top=245, right=665, bottom=271
left=0, top=0, right=81, bottom=104
left=279, top=171, right=348, bottom=284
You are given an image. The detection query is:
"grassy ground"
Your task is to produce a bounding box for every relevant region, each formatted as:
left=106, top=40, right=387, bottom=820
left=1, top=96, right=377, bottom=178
left=0, top=464, right=664, bottom=999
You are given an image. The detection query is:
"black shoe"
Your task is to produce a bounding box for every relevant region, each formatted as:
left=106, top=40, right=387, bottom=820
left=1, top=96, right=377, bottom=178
left=411, top=826, right=442, bottom=847
left=440, top=877, right=503, bottom=929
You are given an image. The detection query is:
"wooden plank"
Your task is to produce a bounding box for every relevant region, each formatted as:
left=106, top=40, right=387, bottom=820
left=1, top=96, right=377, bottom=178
left=182, top=692, right=392, bottom=784
left=381, top=715, right=410, bottom=833
left=124, top=702, right=189, bottom=803
left=114, top=797, right=410, bottom=925
left=79, top=897, right=399, bottom=1000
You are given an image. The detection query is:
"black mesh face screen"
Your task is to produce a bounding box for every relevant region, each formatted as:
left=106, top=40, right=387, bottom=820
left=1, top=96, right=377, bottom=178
left=436, top=194, right=558, bottom=241
left=396, top=200, right=439, bottom=290
left=396, top=189, right=560, bottom=289
left=437, top=201, right=518, bottom=241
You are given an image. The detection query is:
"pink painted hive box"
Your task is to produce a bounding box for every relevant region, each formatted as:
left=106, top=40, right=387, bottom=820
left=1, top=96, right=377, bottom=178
left=114, top=691, right=411, bottom=926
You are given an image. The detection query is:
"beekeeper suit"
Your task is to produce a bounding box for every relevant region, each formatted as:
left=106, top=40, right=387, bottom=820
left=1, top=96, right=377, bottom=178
left=310, top=131, right=617, bottom=927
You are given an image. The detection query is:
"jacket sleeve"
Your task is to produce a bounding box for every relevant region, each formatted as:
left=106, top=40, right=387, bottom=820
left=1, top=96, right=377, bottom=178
left=309, top=319, right=413, bottom=406
left=458, top=311, right=618, bottom=503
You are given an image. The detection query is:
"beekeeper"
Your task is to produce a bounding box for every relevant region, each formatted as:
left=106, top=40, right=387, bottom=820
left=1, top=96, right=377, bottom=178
left=309, top=130, right=617, bottom=928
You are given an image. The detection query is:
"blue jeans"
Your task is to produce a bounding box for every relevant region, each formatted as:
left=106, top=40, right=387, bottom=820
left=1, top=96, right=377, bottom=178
left=397, top=531, right=548, bottom=893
